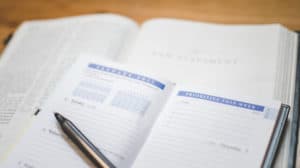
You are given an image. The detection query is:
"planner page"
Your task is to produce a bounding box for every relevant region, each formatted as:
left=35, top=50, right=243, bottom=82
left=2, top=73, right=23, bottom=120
left=132, top=85, right=281, bottom=168
left=1, top=56, right=173, bottom=168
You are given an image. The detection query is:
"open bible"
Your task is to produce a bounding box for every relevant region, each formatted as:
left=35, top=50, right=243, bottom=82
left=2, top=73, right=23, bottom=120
left=1, top=57, right=290, bottom=168
left=0, top=14, right=298, bottom=167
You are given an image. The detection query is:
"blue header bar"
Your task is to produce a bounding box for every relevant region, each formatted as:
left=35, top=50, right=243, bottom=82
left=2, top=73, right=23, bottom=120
left=88, top=63, right=165, bottom=90
left=177, top=91, right=264, bottom=112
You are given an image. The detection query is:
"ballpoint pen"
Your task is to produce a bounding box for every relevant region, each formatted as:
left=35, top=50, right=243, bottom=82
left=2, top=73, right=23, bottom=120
left=54, top=112, right=116, bottom=168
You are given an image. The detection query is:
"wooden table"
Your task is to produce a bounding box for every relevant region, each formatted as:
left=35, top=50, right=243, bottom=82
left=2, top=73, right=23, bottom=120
left=0, top=0, right=299, bottom=52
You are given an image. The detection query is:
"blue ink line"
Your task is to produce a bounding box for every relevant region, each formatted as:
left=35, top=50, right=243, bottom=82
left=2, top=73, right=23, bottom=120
left=177, top=91, right=264, bottom=112
left=88, top=63, right=165, bottom=90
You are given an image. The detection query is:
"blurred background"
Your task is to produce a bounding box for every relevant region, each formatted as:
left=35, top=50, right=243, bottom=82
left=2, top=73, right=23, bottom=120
left=0, top=0, right=299, bottom=52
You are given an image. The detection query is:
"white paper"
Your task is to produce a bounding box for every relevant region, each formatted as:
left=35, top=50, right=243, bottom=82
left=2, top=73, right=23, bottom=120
left=132, top=85, right=282, bottom=168
left=127, top=19, right=294, bottom=101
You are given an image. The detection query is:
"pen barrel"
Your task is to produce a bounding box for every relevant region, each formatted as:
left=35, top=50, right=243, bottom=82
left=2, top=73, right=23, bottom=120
left=62, top=121, right=116, bottom=168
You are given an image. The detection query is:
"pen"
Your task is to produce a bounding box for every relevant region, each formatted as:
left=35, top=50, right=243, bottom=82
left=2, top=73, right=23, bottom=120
left=54, top=112, right=116, bottom=168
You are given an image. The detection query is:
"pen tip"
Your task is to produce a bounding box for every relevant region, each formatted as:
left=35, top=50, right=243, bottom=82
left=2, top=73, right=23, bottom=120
left=54, top=112, right=65, bottom=122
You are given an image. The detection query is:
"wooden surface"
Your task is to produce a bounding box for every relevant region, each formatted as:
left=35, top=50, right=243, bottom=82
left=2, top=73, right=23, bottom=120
left=0, top=0, right=300, bottom=52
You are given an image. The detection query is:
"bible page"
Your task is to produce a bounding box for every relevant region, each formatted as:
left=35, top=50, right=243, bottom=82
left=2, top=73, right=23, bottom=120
left=132, top=85, right=282, bottom=168
left=127, top=19, right=297, bottom=101
left=1, top=56, right=173, bottom=168
left=0, top=14, right=139, bottom=159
